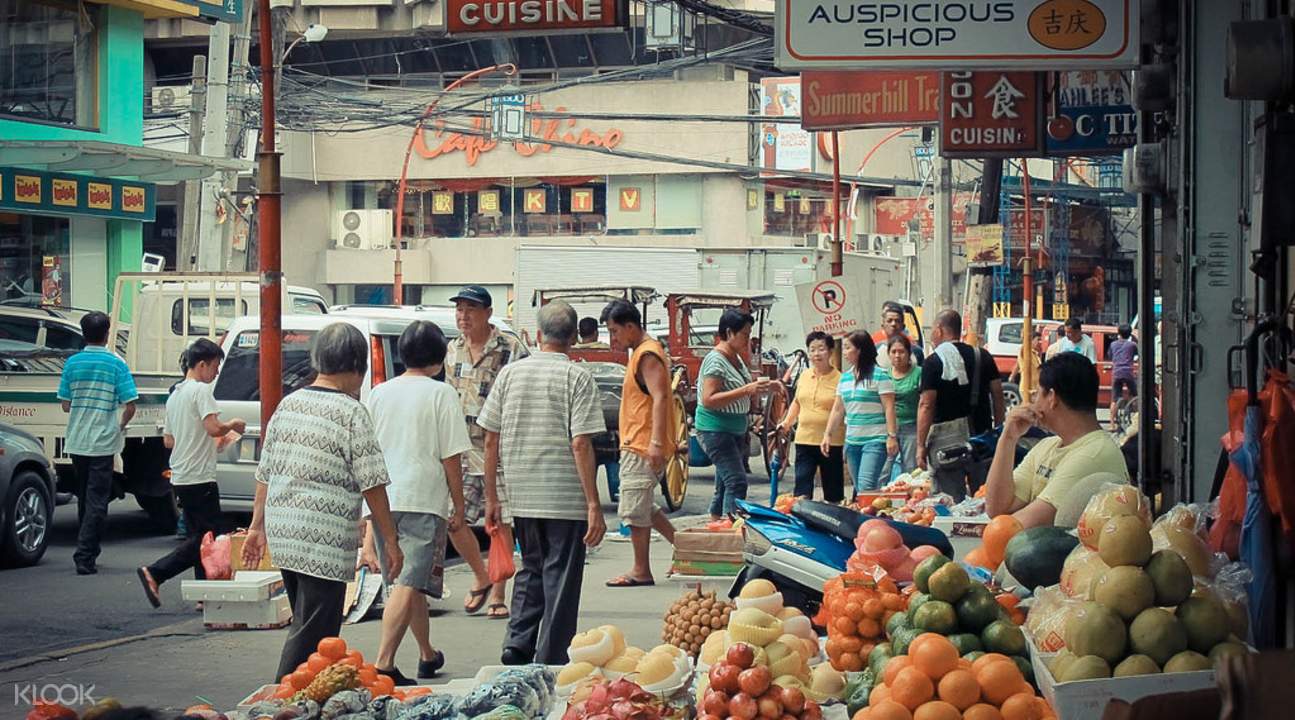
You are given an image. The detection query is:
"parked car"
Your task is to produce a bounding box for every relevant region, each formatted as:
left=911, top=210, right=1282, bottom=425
left=0, top=422, right=57, bottom=567
left=0, top=305, right=87, bottom=354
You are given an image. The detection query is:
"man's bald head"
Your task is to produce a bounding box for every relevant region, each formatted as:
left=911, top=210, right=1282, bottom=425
left=936, top=310, right=962, bottom=339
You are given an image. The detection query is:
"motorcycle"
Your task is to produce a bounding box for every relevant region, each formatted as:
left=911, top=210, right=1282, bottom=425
left=729, top=499, right=955, bottom=615
left=729, top=426, right=1051, bottom=614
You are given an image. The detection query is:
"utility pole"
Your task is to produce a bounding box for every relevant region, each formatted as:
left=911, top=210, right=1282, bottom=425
left=932, top=156, right=955, bottom=313
left=179, top=56, right=207, bottom=270
left=965, top=159, right=1003, bottom=346
left=221, top=8, right=255, bottom=271
left=195, top=22, right=232, bottom=271
left=257, top=0, right=284, bottom=427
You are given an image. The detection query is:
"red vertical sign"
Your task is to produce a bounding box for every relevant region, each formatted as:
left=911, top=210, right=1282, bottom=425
left=940, top=72, right=1045, bottom=158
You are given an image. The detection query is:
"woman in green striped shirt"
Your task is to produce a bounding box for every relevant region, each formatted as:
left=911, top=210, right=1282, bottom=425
left=822, top=331, right=898, bottom=496
left=695, top=309, right=771, bottom=521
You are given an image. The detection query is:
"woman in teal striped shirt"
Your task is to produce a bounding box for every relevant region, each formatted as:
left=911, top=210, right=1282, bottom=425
left=822, top=331, right=898, bottom=495
left=696, top=309, right=771, bottom=521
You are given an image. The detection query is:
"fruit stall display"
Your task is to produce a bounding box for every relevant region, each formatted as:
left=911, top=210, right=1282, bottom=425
left=693, top=581, right=824, bottom=695
left=852, top=635, right=1057, bottom=720
left=662, top=589, right=735, bottom=657
left=1022, top=486, right=1255, bottom=681
left=847, top=519, right=948, bottom=582
left=820, top=572, right=909, bottom=672
left=698, top=643, right=826, bottom=720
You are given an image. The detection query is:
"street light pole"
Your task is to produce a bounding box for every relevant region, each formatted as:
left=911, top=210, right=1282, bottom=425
left=393, top=64, right=518, bottom=302
left=257, top=0, right=283, bottom=428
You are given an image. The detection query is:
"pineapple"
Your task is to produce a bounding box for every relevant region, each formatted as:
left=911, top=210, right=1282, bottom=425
left=292, top=662, right=360, bottom=704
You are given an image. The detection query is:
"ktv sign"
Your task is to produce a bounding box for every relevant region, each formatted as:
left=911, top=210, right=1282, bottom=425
left=775, top=0, right=1138, bottom=70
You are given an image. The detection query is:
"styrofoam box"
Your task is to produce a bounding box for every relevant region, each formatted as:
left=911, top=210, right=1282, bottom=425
left=931, top=515, right=991, bottom=560
left=1026, top=634, right=1218, bottom=720
left=181, top=570, right=284, bottom=602
left=203, top=592, right=292, bottom=628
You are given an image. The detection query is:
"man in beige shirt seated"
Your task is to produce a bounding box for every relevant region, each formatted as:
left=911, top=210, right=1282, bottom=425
left=985, top=353, right=1130, bottom=529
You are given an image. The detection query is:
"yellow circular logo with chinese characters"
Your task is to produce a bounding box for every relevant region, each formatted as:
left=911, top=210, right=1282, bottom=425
left=1028, top=0, right=1107, bottom=50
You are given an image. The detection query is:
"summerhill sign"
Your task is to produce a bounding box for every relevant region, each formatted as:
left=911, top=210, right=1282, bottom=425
left=414, top=108, right=624, bottom=166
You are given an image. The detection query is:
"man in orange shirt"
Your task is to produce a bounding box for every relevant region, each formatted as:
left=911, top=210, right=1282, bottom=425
left=602, top=299, right=676, bottom=587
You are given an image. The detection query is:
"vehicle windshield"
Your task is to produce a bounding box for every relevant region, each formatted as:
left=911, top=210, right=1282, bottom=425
left=213, top=330, right=320, bottom=401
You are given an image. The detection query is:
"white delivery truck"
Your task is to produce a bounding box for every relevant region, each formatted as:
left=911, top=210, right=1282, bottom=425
left=0, top=273, right=327, bottom=530
left=512, top=245, right=914, bottom=353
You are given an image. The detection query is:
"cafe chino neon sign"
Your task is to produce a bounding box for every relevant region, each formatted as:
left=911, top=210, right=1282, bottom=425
left=414, top=105, right=624, bottom=166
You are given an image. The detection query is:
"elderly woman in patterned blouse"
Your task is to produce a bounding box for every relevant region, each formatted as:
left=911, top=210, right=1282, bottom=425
left=242, top=322, right=404, bottom=680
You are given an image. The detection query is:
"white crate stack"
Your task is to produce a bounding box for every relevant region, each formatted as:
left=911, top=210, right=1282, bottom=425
left=181, top=571, right=291, bottom=630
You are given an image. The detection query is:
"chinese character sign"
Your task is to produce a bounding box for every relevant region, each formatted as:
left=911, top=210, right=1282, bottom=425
left=940, top=71, right=1044, bottom=157
left=433, top=191, right=455, bottom=215
left=479, top=190, right=500, bottom=213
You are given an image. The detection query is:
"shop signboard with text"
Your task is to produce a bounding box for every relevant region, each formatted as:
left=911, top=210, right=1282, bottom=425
left=760, top=77, right=815, bottom=174
left=1045, top=70, right=1137, bottom=155
left=940, top=71, right=1045, bottom=158
left=0, top=168, right=155, bottom=222
left=775, top=0, right=1138, bottom=70
left=800, top=71, right=940, bottom=130
left=446, top=0, right=628, bottom=34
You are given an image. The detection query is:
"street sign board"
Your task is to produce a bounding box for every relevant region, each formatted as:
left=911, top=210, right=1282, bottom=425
left=940, top=71, right=1045, bottom=158
left=800, top=71, right=940, bottom=130
left=1045, top=70, right=1138, bottom=155
left=965, top=224, right=1006, bottom=266
left=774, top=0, right=1138, bottom=70
left=446, top=0, right=628, bottom=35
left=796, top=278, right=864, bottom=338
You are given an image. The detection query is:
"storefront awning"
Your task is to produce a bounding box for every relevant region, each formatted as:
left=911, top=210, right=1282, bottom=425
left=0, top=141, right=252, bottom=184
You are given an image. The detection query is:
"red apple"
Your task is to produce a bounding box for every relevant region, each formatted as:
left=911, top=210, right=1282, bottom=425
left=729, top=692, right=759, bottom=720
left=781, top=715, right=798, bottom=720
left=726, top=643, right=757, bottom=670
left=757, top=697, right=782, bottom=719
left=710, top=663, right=742, bottom=695
left=700, top=715, right=723, bottom=720
left=780, top=688, right=806, bottom=715
left=702, top=689, right=731, bottom=717
left=763, top=685, right=783, bottom=704
left=738, top=666, right=772, bottom=697
left=801, top=700, right=822, bottom=720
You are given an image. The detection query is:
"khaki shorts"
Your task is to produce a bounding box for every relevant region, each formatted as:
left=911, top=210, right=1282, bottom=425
left=463, top=473, right=512, bottom=525
left=618, top=451, right=661, bottom=528
left=374, top=511, right=447, bottom=597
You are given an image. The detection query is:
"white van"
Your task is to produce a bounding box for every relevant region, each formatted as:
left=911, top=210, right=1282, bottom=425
left=212, top=308, right=493, bottom=512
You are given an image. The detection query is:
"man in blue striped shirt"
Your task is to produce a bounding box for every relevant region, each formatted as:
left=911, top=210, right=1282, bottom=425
left=58, top=311, right=138, bottom=575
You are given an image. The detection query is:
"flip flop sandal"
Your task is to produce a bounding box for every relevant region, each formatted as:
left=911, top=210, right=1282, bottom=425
left=486, top=603, right=510, bottom=619
left=136, top=567, right=161, bottom=608
left=605, top=575, right=655, bottom=588
left=464, top=585, right=491, bottom=614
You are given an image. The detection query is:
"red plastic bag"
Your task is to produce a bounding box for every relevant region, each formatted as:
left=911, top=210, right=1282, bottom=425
left=200, top=531, right=233, bottom=580
left=487, top=521, right=515, bottom=584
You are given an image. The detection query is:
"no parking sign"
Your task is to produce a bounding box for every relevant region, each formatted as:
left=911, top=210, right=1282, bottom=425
left=796, top=278, right=864, bottom=338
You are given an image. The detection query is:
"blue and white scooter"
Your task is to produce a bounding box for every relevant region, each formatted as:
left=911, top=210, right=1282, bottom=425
left=729, top=499, right=955, bottom=615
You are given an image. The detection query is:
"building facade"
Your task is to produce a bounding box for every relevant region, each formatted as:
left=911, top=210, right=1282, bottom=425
left=1, top=0, right=243, bottom=311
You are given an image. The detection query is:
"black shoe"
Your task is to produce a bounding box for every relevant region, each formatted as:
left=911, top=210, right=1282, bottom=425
left=375, top=666, right=417, bottom=687
left=500, top=647, right=532, bottom=666
left=75, top=563, right=97, bottom=575
left=417, top=650, right=445, bottom=679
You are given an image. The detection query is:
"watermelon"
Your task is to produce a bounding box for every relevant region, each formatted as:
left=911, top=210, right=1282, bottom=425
left=1003, top=526, right=1079, bottom=591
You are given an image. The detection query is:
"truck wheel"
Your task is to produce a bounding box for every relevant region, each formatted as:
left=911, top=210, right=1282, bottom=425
left=2, top=471, right=53, bottom=567
left=135, top=492, right=178, bottom=534
left=1002, top=382, right=1023, bottom=409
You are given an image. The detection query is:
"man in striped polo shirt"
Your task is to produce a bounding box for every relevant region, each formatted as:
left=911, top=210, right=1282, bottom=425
left=58, top=311, right=138, bottom=575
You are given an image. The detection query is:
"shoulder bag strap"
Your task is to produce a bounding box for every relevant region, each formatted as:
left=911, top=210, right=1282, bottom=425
left=969, top=344, right=984, bottom=409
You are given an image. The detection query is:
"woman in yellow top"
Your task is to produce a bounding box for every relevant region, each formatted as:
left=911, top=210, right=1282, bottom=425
left=778, top=331, right=847, bottom=501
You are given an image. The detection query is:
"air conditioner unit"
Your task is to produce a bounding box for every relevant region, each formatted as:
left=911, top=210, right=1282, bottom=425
left=803, top=232, right=833, bottom=251
left=333, top=209, right=394, bottom=250
left=151, top=85, right=193, bottom=112
left=860, top=233, right=898, bottom=254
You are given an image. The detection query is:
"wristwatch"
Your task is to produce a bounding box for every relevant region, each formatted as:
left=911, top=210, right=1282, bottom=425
left=887, top=432, right=899, bottom=439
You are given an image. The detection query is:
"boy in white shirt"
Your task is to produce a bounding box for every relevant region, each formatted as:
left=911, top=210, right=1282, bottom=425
left=137, top=339, right=245, bottom=607
left=364, top=321, right=471, bottom=685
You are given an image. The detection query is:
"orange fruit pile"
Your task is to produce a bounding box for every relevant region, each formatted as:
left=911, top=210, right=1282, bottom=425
left=270, top=637, right=427, bottom=702
left=823, top=573, right=908, bottom=672
left=852, top=634, right=1055, bottom=720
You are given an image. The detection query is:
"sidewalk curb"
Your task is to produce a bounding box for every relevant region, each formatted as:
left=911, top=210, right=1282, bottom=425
left=0, top=619, right=204, bottom=674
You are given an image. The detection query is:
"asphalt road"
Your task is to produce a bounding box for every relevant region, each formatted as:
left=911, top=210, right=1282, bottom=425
left=0, top=466, right=740, bottom=665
